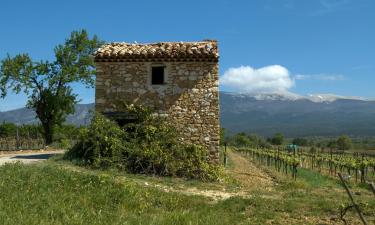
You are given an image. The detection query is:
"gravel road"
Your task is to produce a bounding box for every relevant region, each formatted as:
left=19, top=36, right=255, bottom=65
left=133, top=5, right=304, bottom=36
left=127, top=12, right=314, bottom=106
left=0, top=150, right=64, bottom=166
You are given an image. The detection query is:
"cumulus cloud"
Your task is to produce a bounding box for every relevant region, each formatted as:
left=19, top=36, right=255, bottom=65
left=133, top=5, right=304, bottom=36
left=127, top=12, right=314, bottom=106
left=220, top=65, right=294, bottom=93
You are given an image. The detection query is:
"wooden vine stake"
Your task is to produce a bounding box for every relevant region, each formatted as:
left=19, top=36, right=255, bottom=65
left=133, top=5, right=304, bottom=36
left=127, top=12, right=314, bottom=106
left=223, top=143, right=228, bottom=167
left=338, top=173, right=368, bottom=225
left=369, top=182, right=375, bottom=196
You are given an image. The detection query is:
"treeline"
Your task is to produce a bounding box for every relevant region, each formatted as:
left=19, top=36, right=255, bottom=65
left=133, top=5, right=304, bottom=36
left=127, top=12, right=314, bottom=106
left=222, top=131, right=272, bottom=149
left=223, top=129, right=374, bottom=151
left=0, top=121, right=82, bottom=142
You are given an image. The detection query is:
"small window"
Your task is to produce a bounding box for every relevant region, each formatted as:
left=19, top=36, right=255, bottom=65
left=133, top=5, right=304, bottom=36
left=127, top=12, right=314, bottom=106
left=152, top=66, right=164, bottom=85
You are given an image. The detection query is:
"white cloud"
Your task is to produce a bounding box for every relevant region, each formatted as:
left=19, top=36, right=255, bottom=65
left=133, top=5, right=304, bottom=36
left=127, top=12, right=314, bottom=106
left=220, top=65, right=294, bottom=93
left=295, top=74, right=345, bottom=81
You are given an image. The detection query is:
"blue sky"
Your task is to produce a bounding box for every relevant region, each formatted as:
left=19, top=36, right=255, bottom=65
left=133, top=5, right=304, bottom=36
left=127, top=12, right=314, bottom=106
left=0, top=0, right=374, bottom=111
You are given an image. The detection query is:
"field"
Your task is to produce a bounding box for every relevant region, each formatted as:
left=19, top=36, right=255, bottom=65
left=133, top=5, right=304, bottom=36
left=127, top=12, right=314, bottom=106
left=0, top=149, right=374, bottom=225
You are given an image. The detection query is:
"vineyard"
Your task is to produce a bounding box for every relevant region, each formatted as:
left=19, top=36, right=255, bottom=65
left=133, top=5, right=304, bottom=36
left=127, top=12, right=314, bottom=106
left=235, top=147, right=375, bottom=183
left=0, top=138, right=45, bottom=151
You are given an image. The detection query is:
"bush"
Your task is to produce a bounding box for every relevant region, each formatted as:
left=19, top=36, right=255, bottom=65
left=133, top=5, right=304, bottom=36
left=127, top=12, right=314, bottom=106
left=65, top=113, right=125, bottom=168
left=65, top=107, right=222, bottom=181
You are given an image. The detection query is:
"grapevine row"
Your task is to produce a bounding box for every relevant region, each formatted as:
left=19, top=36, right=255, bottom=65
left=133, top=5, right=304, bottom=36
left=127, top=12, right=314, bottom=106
left=235, top=147, right=375, bottom=183
left=0, top=138, right=45, bottom=151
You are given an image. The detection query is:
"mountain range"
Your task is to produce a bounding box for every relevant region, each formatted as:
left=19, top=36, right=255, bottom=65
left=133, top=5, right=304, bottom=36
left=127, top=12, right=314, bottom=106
left=1, top=92, right=375, bottom=137
left=0, top=104, right=94, bottom=126
left=220, top=92, right=375, bottom=137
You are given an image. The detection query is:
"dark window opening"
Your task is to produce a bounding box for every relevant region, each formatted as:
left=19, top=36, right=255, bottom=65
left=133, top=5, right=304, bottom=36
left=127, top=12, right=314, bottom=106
left=102, top=112, right=141, bottom=135
left=114, top=118, right=138, bottom=127
left=102, top=112, right=138, bottom=127
left=152, top=66, right=164, bottom=85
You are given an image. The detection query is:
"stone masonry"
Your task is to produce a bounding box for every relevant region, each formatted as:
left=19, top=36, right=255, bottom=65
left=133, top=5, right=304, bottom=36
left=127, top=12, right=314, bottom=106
left=94, top=41, right=220, bottom=163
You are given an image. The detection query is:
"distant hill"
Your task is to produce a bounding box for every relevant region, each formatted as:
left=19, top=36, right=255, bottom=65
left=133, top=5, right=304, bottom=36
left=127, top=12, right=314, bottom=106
left=0, top=104, right=94, bottom=126
left=220, top=92, right=375, bottom=137
left=1, top=92, right=375, bottom=137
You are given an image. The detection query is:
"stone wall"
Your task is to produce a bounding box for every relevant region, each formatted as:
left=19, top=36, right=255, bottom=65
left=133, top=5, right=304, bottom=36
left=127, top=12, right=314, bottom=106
left=95, top=61, right=220, bottom=163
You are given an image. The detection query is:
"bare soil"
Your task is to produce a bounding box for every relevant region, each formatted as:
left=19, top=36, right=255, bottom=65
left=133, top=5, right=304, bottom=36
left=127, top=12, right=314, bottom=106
left=227, top=150, right=276, bottom=191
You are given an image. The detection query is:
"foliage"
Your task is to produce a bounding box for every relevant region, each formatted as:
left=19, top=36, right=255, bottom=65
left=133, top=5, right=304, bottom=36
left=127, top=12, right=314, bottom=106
left=53, top=124, right=83, bottom=145
left=337, top=135, right=352, bottom=150
left=0, top=122, right=83, bottom=150
left=65, top=113, right=125, bottom=167
left=323, top=135, right=353, bottom=151
left=0, top=121, right=80, bottom=141
left=0, top=122, right=44, bottom=138
left=220, top=127, right=226, bottom=145
left=292, top=137, right=308, bottom=146
left=65, top=108, right=222, bottom=181
left=0, top=122, right=17, bottom=137
left=236, top=146, right=375, bottom=183
left=232, top=132, right=252, bottom=146
left=226, top=132, right=270, bottom=148
left=0, top=30, right=103, bottom=144
left=269, top=133, right=284, bottom=145
left=327, top=140, right=338, bottom=150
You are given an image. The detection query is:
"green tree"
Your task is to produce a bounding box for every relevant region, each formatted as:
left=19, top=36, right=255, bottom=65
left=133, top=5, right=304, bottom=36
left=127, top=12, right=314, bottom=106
left=270, top=133, right=284, bottom=145
left=248, top=133, right=268, bottom=148
left=337, top=135, right=352, bottom=150
left=233, top=132, right=251, bottom=147
left=292, top=137, right=308, bottom=146
left=0, top=30, right=103, bottom=144
left=327, top=140, right=337, bottom=150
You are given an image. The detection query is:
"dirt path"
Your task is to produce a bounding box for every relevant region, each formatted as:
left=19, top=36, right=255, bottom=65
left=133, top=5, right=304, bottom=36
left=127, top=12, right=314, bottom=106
left=0, top=150, right=64, bottom=166
left=148, top=150, right=277, bottom=199
left=227, top=150, right=275, bottom=191
left=57, top=151, right=276, bottom=201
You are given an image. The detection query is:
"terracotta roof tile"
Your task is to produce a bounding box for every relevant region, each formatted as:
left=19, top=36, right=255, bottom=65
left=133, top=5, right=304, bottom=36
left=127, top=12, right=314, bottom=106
left=94, top=40, right=219, bottom=62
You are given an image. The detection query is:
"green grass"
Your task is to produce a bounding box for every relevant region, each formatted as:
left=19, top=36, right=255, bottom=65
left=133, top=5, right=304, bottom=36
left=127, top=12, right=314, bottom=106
left=0, top=162, right=250, bottom=225
left=1, top=157, right=374, bottom=225
left=296, top=168, right=340, bottom=188
left=50, top=154, right=241, bottom=193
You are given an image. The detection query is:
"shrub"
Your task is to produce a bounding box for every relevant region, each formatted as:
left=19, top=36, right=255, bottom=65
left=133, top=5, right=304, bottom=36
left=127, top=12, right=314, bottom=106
left=65, top=106, right=222, bottom=181
left=122, top=141, right=222, bottom=181
left=65, top=113, right=126, bottom=168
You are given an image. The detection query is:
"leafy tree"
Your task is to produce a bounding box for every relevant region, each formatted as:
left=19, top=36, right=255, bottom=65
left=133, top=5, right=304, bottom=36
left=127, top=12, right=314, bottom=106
left=270, top=133, right=284, bottom=145
left=327, top=140, right=337, bottom=150
left=0, top=30, right=103, bottom=144
left=233, top=132, right=251, bottom=147
left=248, top=133, right=269, bottom=148
left=226, top=132, right=269, bottom=148
left=337, top=135, right=352, bottom=150
left=292, top=137, right=308, bottom=146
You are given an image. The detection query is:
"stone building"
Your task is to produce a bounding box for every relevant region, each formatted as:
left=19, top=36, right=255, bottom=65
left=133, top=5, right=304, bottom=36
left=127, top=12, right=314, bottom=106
left=94, top=40, right=220, bottom=163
